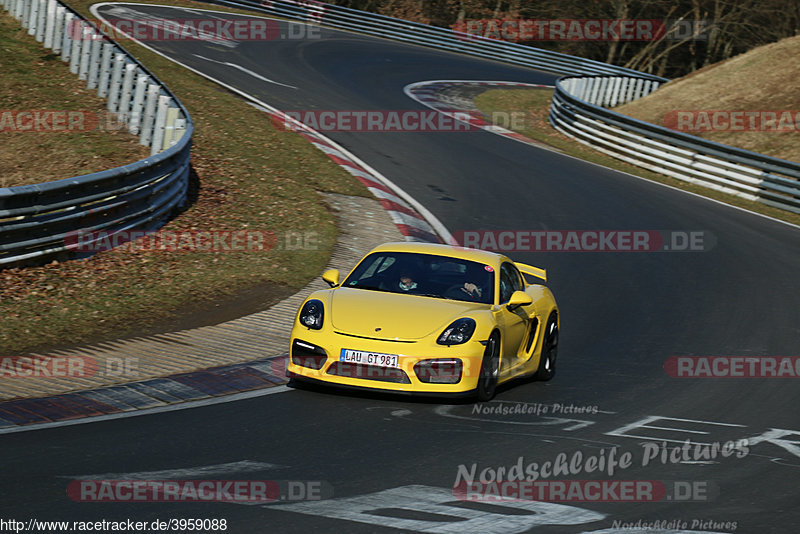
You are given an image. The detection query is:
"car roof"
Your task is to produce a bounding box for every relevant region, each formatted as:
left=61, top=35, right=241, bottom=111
left=366, top=242, right=510, bottom=267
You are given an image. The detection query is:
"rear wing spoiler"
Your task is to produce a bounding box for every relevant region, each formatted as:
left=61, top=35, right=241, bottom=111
left=515, top=262, right=547, bottom=282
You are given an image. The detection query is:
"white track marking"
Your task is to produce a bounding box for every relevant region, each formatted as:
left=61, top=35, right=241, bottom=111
left=272, top=484, right=605, bottom=533
left=192, top=54, right=297, bottom=89
left=606, top=415, right=747, bottom=445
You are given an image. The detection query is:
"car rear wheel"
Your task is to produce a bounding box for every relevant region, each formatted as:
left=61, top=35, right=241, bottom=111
left=476, top=332, right=500, bottom=401
left=536, top=312, right=558, bottom=381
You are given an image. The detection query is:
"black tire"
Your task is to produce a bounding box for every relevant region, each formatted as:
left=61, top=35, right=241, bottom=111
left=536, top=312, right=558, bottom=381
left=476, top=332, right=500, bottom=401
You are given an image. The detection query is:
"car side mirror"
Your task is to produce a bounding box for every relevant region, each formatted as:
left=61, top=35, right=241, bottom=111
left=507, top=290, right=533, bottom=311
left=322, top=269, right=340, bottom=287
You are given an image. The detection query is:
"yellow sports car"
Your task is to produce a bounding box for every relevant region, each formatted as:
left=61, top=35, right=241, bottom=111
left=287, top=242, right=559, bottom=400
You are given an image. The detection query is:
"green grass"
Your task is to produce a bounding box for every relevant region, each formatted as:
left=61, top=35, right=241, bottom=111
left=474, top=87, right=800, bottom=227
left=0, top=0, right=371, bottom=355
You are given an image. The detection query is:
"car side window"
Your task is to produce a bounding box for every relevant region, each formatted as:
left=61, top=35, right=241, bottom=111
left=509, top=264, right=525, bottom=292
left=499, top=263, right=523, bottom=304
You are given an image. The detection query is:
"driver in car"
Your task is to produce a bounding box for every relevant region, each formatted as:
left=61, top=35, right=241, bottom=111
left=398, top=274, right=418, bottom=292
left=460, top=281, right=482, bottom=299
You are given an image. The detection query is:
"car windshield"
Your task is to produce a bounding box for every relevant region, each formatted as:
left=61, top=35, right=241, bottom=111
left=342, top=251, right=495, bottom=304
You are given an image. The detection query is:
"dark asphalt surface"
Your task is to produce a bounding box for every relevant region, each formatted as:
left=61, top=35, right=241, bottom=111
left=3, top=5, right=799, bottom=533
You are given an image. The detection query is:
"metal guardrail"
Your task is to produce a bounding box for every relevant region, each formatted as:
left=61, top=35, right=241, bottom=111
left=203, top=0, right=667, bottom=80
left=550, top=76, right=800, bottom=214
left=0, top=0, right=193, bottom=267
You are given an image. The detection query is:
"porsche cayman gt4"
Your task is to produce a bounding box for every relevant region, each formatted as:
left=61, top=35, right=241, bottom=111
left=288, top=242, right=559, bottom=400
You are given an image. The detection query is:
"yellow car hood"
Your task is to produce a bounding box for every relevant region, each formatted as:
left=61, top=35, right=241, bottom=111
left=329, top=287, right=483, bottom=341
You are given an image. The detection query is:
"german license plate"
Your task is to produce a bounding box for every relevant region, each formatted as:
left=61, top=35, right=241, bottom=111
left=340, top=349, right=400, bottom=369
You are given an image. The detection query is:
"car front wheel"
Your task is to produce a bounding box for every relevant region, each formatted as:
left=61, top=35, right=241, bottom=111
left=476, top=332, right=500, bottom=401
left=536, top=312, right=558, bottom=381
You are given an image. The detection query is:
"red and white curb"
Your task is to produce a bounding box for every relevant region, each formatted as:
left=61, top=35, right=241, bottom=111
left=405, top=80, right=556, bottom=151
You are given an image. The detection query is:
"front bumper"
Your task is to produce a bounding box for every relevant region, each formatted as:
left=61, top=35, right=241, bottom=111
left=288, top=330, right=487, bottom=395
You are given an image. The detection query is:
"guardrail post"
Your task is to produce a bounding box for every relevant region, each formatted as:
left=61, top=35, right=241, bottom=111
left=87, top=36, right=102, bottom=89
left=118, top=62, right=136, bottom=121
left=588, top=77, right=602, bottom=104
left=23, top=0, right=35, bottom=30
left=68, top=18, right=82, bottom=71
left=34, top=0, right=46, bottom=41
left=571, top=78, right=583, bottom=100
left=596, top=78, right=609, bottom=106
left=574, top=78, right=586, bottom=100
left=139, top=84, right=160, bottom=147
left=31, top=0, right=41, bottom=34
left=172, top=117, right=187, bottom=145
left=43, top=0, right=55, bottom=47
left=97, top=42, right=113, bottom=97
left=162, top=106, right=180, bottom=151
left=151, top=95, right=171, bottom=156
left=78, top=25, right=93, bottom=80
left=128, top=74, right=148, bottom=134
left=625, top=77, right=636, bottom=103
left=52, top=5, right=63, bottom=52
left=615, top=78, right=627, bottom=105
left=107, top=53, right=125, bottom=110
left=633, top=78, right=644, bottom=100
left=607, top=77, right=618, bottom=107
left=603, top=77, right=614, bottom=106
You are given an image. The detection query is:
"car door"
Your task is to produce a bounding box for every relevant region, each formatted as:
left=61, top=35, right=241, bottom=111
left=496, top=262, right=530, bottom=375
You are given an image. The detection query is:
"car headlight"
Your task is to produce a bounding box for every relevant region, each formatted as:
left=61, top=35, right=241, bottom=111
left=299, top=299, right=324, bottom=329
left=437, top=318, right=476, bottom=345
